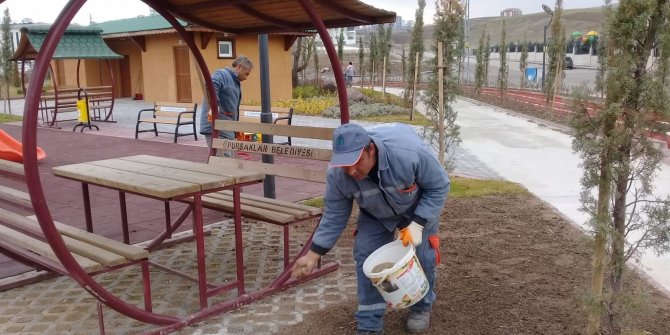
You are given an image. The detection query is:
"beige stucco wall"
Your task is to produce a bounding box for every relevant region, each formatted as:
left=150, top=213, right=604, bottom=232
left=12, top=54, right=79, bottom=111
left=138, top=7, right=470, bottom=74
left=104, top=31, right=293, bottom=104
left=104, top=39, right=144, bottom=98
left=52, top=31, right=294, bottom=103
left=188, top=33, right=294, bottom=105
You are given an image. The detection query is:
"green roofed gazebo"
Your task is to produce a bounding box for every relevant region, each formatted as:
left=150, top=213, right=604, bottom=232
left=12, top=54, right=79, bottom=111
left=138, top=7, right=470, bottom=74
left=10, top=25, right=123, bottom=124
left=11, top=24, right=123, bottom=60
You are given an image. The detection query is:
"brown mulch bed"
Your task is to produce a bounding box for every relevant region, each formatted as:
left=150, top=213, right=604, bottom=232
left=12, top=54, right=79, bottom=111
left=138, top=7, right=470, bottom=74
left=278, top=193, right=670, bottom=334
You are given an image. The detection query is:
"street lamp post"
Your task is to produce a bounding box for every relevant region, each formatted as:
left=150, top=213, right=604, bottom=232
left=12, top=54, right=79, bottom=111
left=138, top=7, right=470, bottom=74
left=541, top=4, right=554, bottom=91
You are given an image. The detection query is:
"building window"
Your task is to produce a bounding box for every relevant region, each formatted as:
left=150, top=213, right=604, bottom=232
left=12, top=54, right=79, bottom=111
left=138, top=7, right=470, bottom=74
left=217, top=39, right=235, bottom=59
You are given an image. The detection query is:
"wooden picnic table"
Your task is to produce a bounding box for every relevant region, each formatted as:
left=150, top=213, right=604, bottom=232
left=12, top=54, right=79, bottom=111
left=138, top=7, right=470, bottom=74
left=52, top=154, right=264, bottom=309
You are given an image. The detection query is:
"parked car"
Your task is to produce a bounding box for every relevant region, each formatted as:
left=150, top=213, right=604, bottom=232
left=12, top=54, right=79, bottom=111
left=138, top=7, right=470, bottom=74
left=565, top=56, right=574, bottom=69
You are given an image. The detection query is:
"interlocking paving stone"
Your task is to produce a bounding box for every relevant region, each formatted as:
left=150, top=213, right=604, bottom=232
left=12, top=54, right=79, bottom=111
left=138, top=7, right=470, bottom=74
left=0, top=219, right=356, bottom=334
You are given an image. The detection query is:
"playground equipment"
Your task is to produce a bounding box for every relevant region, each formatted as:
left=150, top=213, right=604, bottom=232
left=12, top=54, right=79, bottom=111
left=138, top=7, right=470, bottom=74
left=0, top=129, right=46, bottom=163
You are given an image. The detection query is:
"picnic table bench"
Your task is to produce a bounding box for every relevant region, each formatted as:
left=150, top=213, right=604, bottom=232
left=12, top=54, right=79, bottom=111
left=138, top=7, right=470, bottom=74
left=0, top=159, right=151, bottom=311
left=192, top=119, right=334, bottom=269
left=135, top=101, right=198, bottom=143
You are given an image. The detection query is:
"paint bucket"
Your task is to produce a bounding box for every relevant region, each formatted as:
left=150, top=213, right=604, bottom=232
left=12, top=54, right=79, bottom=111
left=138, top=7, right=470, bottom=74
left=362, top=240, right=429, bottom=309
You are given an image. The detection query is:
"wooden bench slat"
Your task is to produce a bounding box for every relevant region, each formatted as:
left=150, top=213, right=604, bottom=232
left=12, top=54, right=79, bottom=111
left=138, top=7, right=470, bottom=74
left=239, top=105, right=292, bottom=114
left=209, top=156, right=326, bottom=183
left=25, top=216, right=148, bottom=261
left=204, top=192, right=310, bottom=219
left=154, top=101, right=198, bottom=109
left=0, top=160, right=24, bottom=177
left=215, top=120, right=333, bottom=140
left=0, top=224, right=102, bottom=273
left=192, top=196, right=297, bottom=224
left=87, top=159, right=233, bottom=191
left=0, top=210, right=126, bottom=267
left=213, top=139, right=332, bottom=161
left=121, top=155, right=264, bottom=184
left=0, top=184, right=32, bottom=208
left=153, top=111, right=194, bottom=118
left=219, top=190, right=322, bottom=215
left=138, top=118, right=182, bottom=125
left=52, top=163, right=200, bottom=199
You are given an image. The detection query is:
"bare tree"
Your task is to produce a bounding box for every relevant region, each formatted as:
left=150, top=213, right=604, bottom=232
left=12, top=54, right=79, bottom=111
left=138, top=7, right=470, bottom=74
left=291, top=37, right=314, bottom=88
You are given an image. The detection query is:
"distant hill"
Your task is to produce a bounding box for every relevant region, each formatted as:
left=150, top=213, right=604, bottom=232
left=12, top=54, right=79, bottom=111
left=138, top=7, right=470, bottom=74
left=381, top=5, right=609, bottom=50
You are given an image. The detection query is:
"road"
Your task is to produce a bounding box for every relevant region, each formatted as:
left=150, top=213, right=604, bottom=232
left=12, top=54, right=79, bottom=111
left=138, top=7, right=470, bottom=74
left=460, top=53, right=598, bottom=90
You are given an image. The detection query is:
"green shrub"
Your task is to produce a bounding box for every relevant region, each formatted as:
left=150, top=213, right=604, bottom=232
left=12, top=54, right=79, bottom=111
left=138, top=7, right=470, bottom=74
left=293, top=85, right=334, bottom=99
left=359, top=88, right=410, bottom=108
left=242, top=96, right=338, bottom=116
left=322, top=102, right=409, bottom=119
left=275, top=97, right=338, bottom=116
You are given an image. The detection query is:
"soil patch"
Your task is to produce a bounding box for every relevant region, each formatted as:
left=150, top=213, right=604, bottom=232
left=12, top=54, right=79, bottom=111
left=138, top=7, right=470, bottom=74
left=278, top=193, right=670, bottom=334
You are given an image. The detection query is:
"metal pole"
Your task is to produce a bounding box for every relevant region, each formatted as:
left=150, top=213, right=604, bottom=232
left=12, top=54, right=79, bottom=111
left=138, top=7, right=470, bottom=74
left=259, top=34, right=275, bottom=199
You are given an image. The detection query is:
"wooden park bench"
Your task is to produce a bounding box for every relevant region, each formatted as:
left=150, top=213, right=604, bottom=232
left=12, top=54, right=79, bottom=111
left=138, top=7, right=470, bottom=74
left=135, top=101, right=198, bottom=143
left=181, top=120, right=332, bottom=268
left=0, top=159, right=151, bottom=308
left=238, top=105, right=294, bottom=145
left=39, top=86, right=115, bottom=127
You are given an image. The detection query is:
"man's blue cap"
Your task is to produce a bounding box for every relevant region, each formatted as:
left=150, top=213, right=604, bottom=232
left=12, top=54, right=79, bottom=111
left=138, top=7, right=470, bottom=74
left=330, top=123, right=370, bottom=167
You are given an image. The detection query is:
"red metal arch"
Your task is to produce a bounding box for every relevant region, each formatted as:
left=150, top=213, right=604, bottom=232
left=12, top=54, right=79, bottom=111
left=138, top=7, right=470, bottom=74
left=22, top=0, right=178, bottom=326
left=19, top=0, right=351, bottom=329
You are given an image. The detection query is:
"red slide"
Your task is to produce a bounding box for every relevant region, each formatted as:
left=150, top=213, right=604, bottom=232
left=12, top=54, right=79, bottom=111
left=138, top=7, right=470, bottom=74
left=0, top=129, right=47, bottom=163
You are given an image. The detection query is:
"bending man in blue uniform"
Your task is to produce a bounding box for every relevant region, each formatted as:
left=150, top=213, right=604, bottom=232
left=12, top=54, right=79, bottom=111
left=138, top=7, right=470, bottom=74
left=199, top=56, right=253, bottom=153
left=292, top=123, right=450, bottom=334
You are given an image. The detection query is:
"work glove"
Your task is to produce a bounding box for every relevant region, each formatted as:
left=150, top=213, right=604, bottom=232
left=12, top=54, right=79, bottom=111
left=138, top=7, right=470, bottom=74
left=398, top=221, right=423, bottom=247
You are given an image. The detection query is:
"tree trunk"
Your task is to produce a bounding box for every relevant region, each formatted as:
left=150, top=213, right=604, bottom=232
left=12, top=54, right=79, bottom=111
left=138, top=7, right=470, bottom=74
left=587, top=113, right=615, bottom=335
left=437, top=43, right=445, bottom=165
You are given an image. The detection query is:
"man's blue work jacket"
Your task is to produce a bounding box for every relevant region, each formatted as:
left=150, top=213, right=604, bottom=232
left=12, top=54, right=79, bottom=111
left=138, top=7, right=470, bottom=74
left=199, top=67, right=241, bottom=135
left=311, top=123, right=451, bottom=255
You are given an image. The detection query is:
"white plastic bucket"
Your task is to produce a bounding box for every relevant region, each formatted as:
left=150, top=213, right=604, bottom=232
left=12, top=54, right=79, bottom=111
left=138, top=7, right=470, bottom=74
left=362, top=240, right=429, bottom=309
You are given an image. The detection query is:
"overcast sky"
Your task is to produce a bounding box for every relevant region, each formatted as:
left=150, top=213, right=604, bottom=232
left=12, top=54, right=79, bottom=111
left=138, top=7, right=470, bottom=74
left=0, top=0, right=614, bottom=26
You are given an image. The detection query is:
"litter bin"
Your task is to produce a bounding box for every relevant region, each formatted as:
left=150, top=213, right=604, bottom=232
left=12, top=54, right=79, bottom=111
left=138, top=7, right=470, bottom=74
left=525, top=67, right=538, bottom=82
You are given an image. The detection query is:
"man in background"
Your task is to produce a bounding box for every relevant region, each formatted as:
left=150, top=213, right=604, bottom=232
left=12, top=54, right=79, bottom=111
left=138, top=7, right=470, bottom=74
left=345, top=61, right=355, bottom=87
left=198, top=56, right=253, bottom=153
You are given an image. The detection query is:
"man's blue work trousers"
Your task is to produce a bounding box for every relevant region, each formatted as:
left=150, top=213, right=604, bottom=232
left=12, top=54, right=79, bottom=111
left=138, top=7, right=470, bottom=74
left=353, top=213, right=439, bottom=332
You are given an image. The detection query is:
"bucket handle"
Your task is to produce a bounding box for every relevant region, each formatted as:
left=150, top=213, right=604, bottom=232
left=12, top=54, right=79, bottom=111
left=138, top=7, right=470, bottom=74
left=371, top=272, right=392, bottom=288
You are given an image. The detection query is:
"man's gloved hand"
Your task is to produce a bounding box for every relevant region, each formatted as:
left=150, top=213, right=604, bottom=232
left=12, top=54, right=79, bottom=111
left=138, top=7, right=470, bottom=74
left=398, top=221, right=423, bottom=247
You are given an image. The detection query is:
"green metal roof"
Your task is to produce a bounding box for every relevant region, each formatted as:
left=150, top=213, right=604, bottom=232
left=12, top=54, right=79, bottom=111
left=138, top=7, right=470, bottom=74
left=93, top=15, right=187, bottom=35
left=23, top=25, right=122, bottom=59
